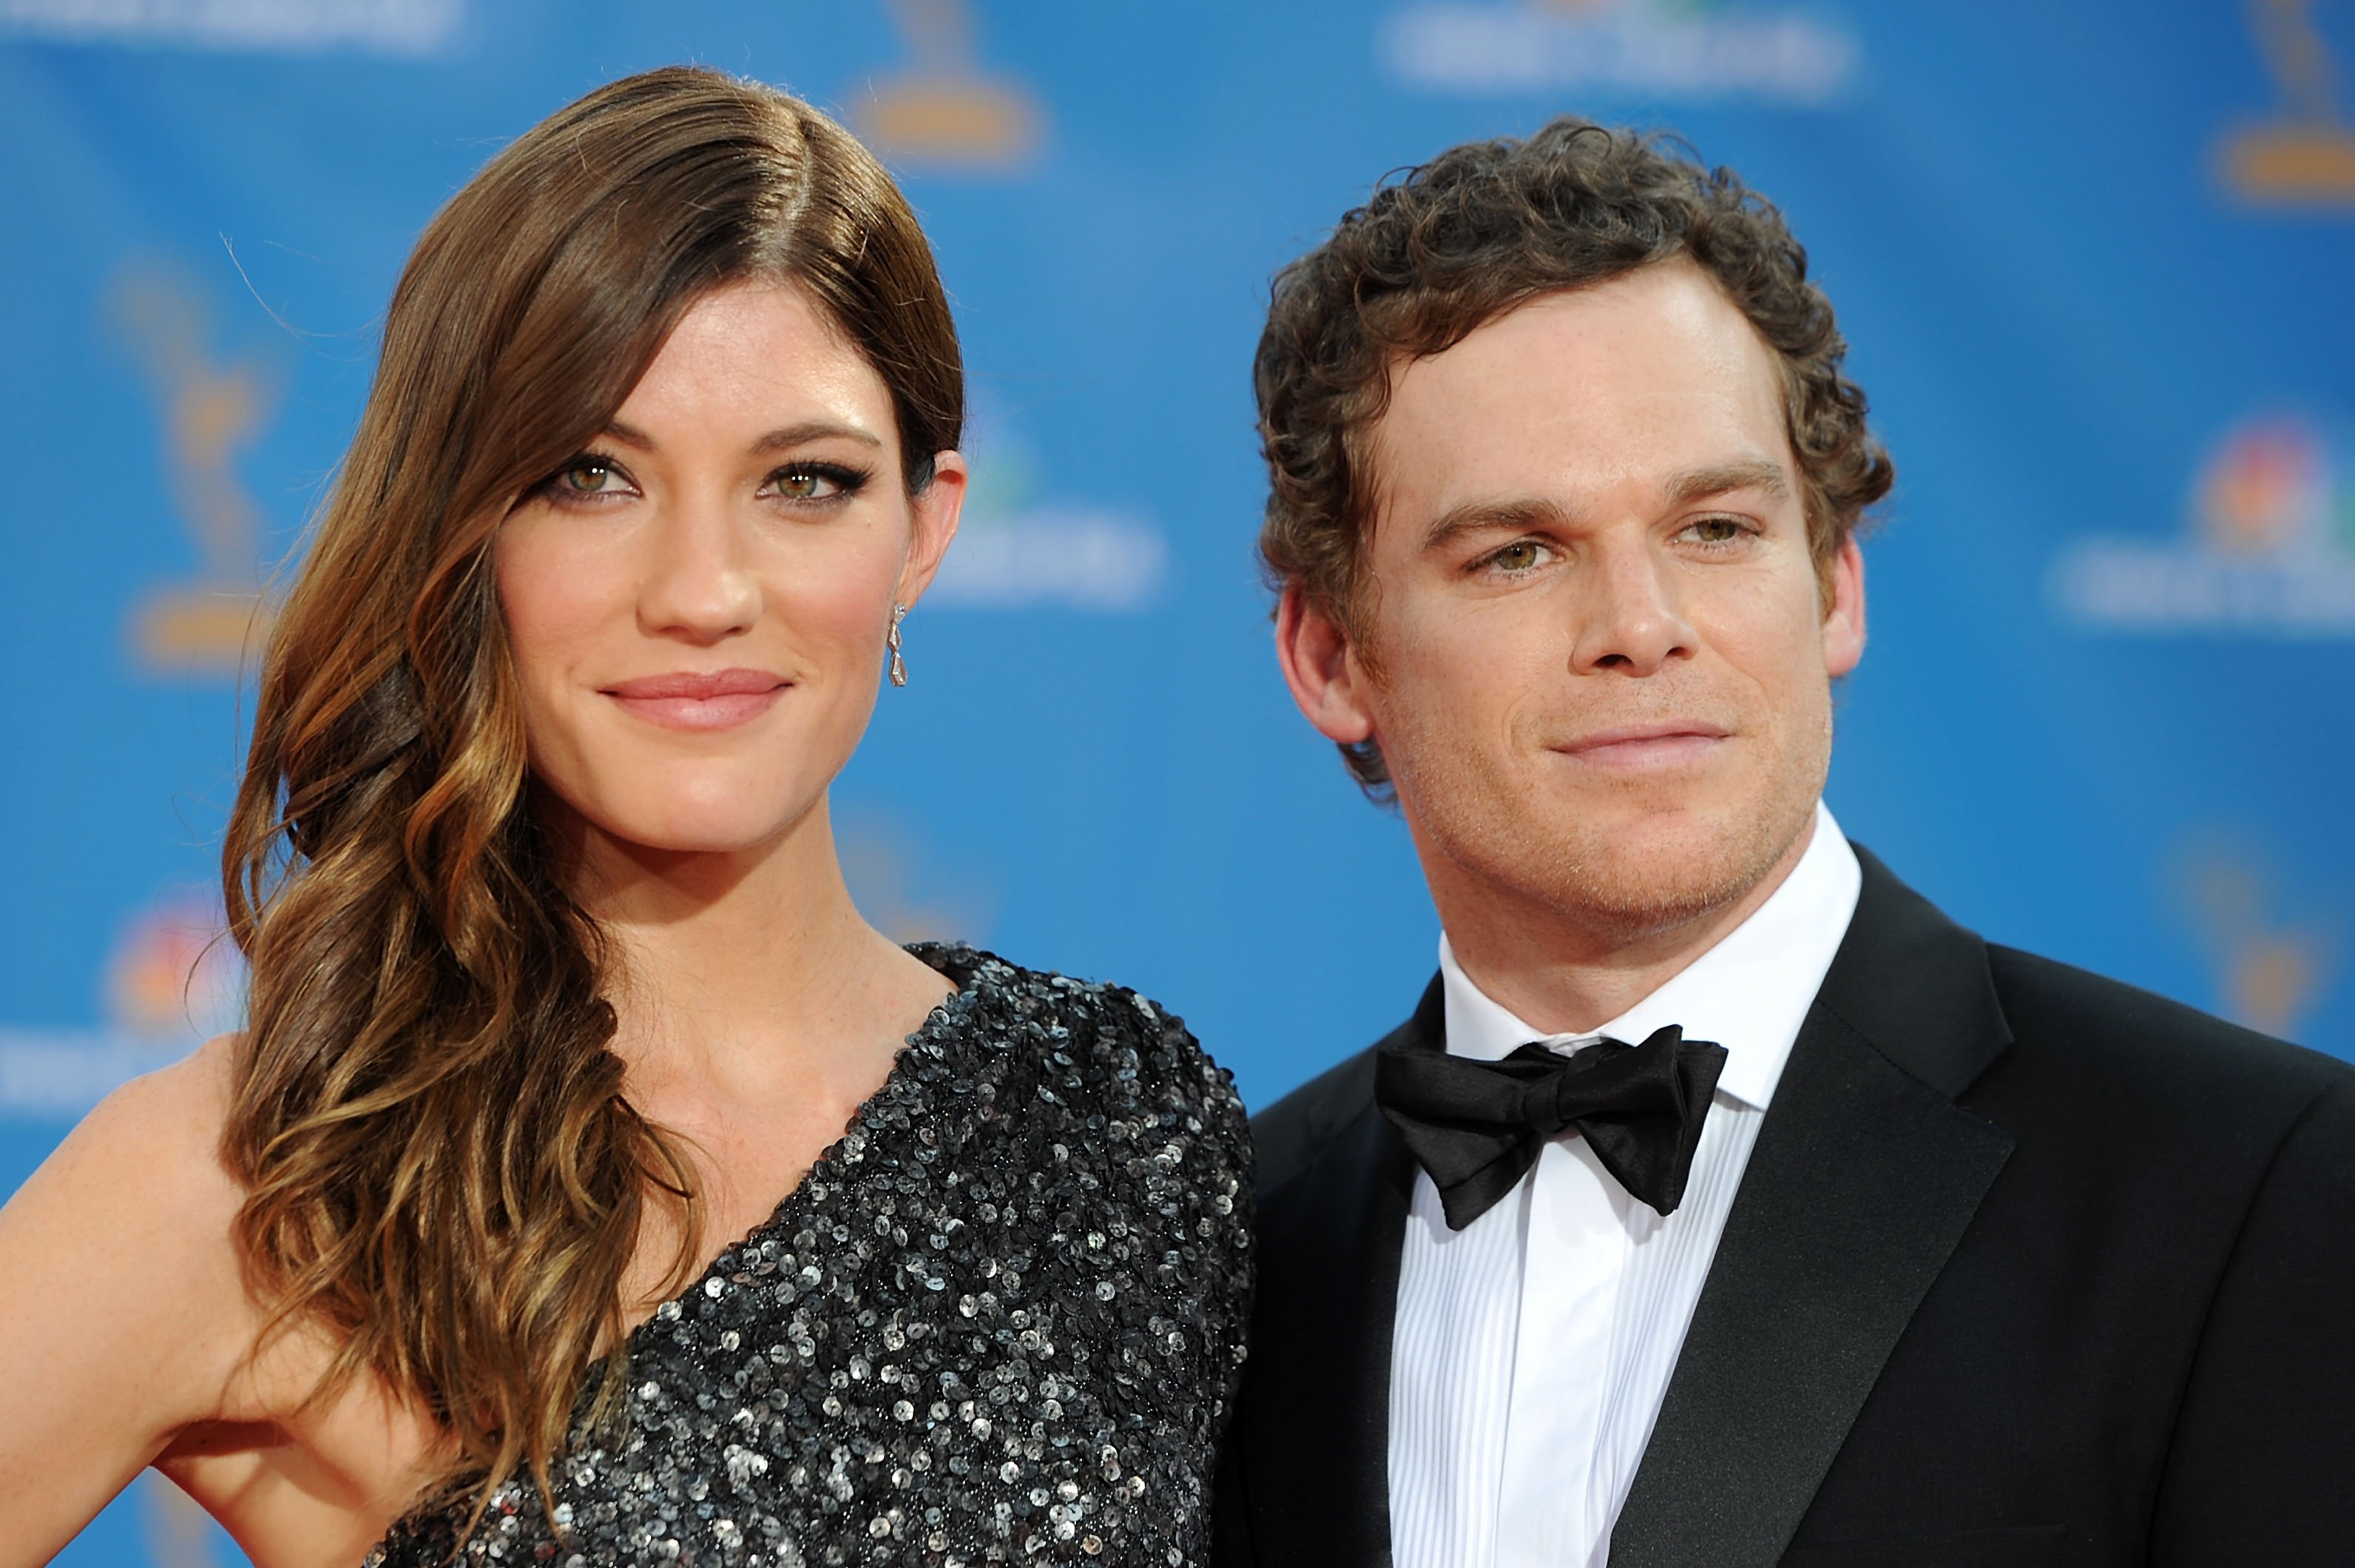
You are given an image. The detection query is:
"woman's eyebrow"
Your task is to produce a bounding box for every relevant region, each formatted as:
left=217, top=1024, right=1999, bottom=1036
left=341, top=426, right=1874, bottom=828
left=593, top=418, right=886, bottom=454
left=753, top=419, right=885, bottom=453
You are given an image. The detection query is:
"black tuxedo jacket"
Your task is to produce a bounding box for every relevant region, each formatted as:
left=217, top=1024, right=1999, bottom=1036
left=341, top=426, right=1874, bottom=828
left=1213, top=849, right=2355, bottom=1567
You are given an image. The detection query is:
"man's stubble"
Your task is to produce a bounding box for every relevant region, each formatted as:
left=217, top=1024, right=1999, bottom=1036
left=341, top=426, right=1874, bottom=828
left=1382, top=676, right=1834, bottom=949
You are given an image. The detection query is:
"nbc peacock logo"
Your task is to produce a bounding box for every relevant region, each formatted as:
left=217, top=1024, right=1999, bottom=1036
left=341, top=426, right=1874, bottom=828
left=2051, top=410, right=2355, bottom=636
left=102, top=893, right=245, bottom=1044
left=922, top=398, right=1169, bottom=612
left=0, top=891, right=243, bottom=1118
left=2192, top=414, right=2355, bottom=556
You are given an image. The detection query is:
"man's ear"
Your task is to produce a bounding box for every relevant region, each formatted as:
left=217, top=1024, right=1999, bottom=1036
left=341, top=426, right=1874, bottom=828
left=1821, top=533, right=1866, bottom=679
left=1275, top=583, right=1379, bottom=747
left=893, top=450, right=967, bottom=609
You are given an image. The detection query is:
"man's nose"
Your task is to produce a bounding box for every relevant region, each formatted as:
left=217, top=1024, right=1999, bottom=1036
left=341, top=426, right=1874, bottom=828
left=1569, top=540, right=1696, bottom=675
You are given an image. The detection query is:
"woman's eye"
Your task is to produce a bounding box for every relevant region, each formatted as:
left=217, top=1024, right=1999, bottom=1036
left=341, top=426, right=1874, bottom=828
left=547, top=456, right=629, bottom=500
left=766, top=464, right=867, bottom=503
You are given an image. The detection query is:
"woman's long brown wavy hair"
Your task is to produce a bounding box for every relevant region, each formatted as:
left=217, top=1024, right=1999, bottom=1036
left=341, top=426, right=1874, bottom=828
left=219, top=66, right=963, bottom=1517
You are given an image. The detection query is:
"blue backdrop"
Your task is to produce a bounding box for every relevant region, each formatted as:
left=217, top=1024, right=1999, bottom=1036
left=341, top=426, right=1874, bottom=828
left=5, top=1, right=2352, bottom=1561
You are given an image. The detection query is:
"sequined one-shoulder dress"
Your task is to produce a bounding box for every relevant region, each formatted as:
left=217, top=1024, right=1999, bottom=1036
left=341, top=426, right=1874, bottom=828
left=366, top=945, right=1253, bottom=1568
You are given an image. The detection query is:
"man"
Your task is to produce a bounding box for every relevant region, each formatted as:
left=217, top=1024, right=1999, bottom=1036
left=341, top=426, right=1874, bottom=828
left=1215, top=121, right=2355, bottom=1567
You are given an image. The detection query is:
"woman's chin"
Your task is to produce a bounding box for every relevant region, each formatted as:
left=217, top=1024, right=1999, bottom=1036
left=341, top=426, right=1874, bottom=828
left=570, top=805, right=816, bottom=863
left=532, top=754, right=837, bottom=867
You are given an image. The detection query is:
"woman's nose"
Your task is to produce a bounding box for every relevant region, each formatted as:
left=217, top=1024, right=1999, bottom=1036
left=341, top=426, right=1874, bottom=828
left=636, top=494, right=761, bottom=641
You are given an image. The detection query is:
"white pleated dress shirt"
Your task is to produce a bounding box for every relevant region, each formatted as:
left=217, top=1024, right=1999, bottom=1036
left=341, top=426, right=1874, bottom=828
left=1388, top=801, right=1862, bottom=1568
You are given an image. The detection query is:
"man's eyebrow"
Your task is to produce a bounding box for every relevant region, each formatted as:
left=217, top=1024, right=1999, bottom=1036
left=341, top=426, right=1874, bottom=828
left=1421, top=497, right=1576, bottom=552
left=594, top=418, right=885, bottom=454
left=1415, top=461, right=1791, bottom=550
left=1666, top=459, right=1791, bottom=505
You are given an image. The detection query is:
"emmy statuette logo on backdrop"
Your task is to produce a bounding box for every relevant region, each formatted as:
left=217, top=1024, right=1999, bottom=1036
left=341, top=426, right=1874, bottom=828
left=106, top=262, right=282, bottom=677
left=2218, top=0, right=2355, bottom=203
left=856, top=0, right=1044, bottom=171
left=2174, top=840, right=2343, bottom=1041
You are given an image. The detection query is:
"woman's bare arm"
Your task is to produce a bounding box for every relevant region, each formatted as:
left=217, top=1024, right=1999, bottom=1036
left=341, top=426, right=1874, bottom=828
left=0, top=1037, right=255, bottom=1564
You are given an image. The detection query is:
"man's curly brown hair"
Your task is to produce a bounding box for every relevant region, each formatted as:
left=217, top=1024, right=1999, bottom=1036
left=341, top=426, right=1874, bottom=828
left=1254, top=117, right=1893, bottom=794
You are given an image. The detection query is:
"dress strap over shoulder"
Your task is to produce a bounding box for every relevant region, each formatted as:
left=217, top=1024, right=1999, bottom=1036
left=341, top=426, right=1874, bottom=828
left=369, top=946, right=1253, bottom=1568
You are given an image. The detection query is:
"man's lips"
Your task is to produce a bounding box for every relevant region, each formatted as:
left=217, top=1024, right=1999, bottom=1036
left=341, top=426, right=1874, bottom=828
left=1552, top=722, right=1731, bottom=770
left=601, top=669, right=788, bottom=731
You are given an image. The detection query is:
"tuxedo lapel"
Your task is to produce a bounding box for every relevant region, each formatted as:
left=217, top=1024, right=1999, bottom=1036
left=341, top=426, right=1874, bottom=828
left=1226, top=981, right=1436, bottom=1567
left=1609, top=850, right=2018, bottom=1568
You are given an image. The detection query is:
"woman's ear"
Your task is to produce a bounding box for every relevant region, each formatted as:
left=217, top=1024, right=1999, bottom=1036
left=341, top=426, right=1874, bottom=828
left=895, top=449, right=968, bottom=609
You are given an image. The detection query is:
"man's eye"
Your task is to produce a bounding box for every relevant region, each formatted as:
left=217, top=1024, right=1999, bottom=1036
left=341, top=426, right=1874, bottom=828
left=1685, top=518, right=1750, bottom=545
left=1487, top=541, right=1548, bottom=573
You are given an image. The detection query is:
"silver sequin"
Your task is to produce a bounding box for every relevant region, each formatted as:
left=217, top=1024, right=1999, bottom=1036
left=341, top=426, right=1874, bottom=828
left=365, top=946, right=1251, bottom=1567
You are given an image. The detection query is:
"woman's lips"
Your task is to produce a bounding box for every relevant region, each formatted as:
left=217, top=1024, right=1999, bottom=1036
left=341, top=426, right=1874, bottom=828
left=1553, top=723, right=1731, bottom=771
left=602, top=669, right=788, bottom=731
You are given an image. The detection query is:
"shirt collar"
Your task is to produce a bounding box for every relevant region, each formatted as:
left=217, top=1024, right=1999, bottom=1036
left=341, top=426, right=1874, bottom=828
left=1437, top=800, right=1862, bottom=1112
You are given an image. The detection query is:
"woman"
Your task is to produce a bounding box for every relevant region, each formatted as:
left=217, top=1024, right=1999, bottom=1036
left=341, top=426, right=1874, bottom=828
left=0, top=67, right=1249, bottom=1567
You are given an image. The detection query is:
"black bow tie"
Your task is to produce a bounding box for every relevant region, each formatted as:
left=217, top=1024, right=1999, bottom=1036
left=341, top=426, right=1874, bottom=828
left=1374, top=1024, right=1727, bottom=1230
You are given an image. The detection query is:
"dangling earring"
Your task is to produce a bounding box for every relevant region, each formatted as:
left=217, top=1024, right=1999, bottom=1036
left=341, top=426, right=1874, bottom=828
left=887, top=602, right=909, bottom=687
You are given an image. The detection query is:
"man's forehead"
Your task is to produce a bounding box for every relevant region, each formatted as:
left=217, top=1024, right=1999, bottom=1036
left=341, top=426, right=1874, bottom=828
left=1385, top=268, right=1781, bottom=418
left=1367, top=277, right=1795, bottom=536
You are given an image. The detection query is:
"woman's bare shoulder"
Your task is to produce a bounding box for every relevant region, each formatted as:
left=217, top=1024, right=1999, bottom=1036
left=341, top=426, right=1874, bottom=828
left=23, top=1033, right=249, bottom=1241
left=0, top=1035, right=260, bottom=1551
left=0, top=1031, right=256, bottom=1343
